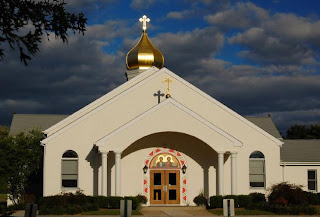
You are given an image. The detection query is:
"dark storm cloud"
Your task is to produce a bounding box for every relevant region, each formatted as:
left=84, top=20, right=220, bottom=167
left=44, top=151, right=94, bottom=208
left=1, top=0, right=319, bottom=134
left=130, top=0, right=157, bottom=9
left=206, top=2, right=320, bottom=66
left=0, top=22, right=130, bottom=126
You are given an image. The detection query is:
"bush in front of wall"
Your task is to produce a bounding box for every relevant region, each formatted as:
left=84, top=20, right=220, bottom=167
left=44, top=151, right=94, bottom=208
left=267, top=182, right=307, bottom=206
left=237, top=195, right=252, bottom=208
left=209, top=195, right=223, bottom=208
left=193, top=194, right=208, bottom=206
left=264, top=204, right=316, bottom=215
left=136, top=194, right=148, bottom=204
left=249, top=192, right=266, bottom=203
left=223, top=195, right=238, bottom=207
left=305, top=191, right=319, bottom=205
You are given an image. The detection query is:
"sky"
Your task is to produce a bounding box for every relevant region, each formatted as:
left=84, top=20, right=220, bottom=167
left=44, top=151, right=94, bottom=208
left=1, top=0, right=320, bottom=136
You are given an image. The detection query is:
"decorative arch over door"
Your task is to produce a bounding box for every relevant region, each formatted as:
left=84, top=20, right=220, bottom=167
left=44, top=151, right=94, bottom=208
left=143, top=148, right=188, bottom=205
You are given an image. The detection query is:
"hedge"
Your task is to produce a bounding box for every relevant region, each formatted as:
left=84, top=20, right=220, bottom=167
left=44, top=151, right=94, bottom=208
left=209, top=195, right=252, bottom=208
left=209, top=192, right=317, bottom=215
left=38, top=193, right=144, bottom=215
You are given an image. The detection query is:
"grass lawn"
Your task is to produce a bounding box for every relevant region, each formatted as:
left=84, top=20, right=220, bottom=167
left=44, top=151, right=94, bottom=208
left=82, top=209, right=142, bottom=215
left=313, top=206, right=320, bottom=215
left=209, top=208, right=275, bottom=215
left=0, top=194, right=6, bottom=202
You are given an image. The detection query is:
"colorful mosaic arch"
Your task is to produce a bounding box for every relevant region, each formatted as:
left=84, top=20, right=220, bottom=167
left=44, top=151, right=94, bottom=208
left=142, top=148, right=188, bottom=205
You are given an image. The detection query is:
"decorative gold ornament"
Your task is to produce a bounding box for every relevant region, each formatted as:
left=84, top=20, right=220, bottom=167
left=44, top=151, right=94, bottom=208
left=162, top=76, right=173, bottom=98
left=126, top=15, right=164, bottom=70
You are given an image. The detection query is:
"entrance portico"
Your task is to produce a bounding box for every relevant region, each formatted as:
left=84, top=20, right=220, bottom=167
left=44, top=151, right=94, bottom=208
left=95, top=98, right=241, bottom=204
left=98, top=139, right=238, bottom=204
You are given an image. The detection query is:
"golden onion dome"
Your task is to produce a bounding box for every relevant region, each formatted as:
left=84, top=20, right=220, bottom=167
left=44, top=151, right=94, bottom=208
left=126, top=15, right=164, bottom=70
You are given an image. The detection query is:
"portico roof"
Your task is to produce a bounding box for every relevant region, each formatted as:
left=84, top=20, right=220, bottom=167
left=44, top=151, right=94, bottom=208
left=95, top=97, right=242, bottom=153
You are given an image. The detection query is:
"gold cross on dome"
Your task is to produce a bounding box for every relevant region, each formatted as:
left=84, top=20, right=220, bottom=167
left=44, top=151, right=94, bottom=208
left=139, top=15, right=150, bottom=31
left=162, top=76, right=173, bottom=98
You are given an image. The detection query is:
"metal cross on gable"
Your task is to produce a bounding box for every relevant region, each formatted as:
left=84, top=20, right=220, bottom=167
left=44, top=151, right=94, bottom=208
left=139, top=15, right=150, bottom=31
left=154, top=90, right=165, bottom=104
left=162, top=76, right=173, bottom=98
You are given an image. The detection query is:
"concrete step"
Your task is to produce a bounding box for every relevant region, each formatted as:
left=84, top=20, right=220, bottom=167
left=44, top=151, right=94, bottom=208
left=141, top=206, right=206, bottom=211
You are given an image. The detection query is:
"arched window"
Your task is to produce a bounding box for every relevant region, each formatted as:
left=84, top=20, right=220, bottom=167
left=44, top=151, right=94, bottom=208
left=249, top=151, right=265, bottom=188
left=62, top=150, right=78, bottom=188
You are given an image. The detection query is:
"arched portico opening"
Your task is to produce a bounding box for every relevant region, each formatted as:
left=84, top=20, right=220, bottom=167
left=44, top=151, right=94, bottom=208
left=98, top=131, right=238, bottom=205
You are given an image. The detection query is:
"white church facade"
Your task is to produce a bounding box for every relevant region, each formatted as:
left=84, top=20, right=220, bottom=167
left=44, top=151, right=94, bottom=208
left=9, top=16, right=320, bottom=206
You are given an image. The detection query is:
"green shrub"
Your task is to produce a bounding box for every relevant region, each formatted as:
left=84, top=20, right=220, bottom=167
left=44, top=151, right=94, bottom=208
left=93, top=196, right=109, bottom=208
left=237, top=195, right=252, bottom=208
left=124, top=196, right=140, bottom=210
left=305, top=191, right=319, bottom=205
left=0, top=179, right=7, bottom=194
left=39, top=192, right=97, bottom=215
left=249, top=192, right=266, bottom=204
left=136, top=194, right=147, bottom=204
left=193, top=194, right=207, bottom=206
left=209, top=195, right=223, bottom=208
left=106, top=196, right=123, bottom=209
left=267, top=182, right=307, bottom=206
left=224, top=195, right=238, bottom=207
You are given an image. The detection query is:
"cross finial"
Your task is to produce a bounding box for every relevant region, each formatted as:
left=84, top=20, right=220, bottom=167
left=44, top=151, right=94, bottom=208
left=162, top=76, right=173, bottom=98
left=154, top=90, right=165, bottom=104
left=139, top=15, right=150, bottom=31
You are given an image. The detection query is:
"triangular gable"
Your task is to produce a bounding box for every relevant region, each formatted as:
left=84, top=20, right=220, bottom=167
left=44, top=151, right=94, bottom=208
left=42, top=66, right=283, bottom=147
left=163, top=70, right=283, bottom=146
left=95, top=98, right=242, bottom=152
left=43, top=66, right=159, bottom=137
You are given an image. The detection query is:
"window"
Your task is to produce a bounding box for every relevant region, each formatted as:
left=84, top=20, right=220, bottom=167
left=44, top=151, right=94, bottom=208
left=62, top=150, right=78, bottom=188
left=249, top=151, right=265, bottom=188
left=308, top=170, right=317, bottom=191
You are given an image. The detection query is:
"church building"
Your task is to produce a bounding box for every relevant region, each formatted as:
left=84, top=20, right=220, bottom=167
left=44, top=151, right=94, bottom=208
left=10, top=15, right=320, bottom=206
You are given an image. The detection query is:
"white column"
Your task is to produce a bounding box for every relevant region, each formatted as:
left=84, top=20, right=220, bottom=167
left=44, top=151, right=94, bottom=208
left=231, top=152, right=237, bottom=195
left=101, top=151, right=108, bottom=196
left=217, top=151, right=225, bottom=195
left=115, top=151, right=122, bottom=196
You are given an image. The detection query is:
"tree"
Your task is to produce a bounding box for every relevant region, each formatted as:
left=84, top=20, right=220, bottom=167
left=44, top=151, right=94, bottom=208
left=0, top=0, right=87, bottom=65
left=0, top=128, right=44, bottom=204
left=286, top=124, right=320, bottom=139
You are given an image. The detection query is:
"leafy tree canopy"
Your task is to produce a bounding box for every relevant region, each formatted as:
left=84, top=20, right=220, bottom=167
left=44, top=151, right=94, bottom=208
left=286, top=124, right=320, bottom=139
left=0, top=128, right=44, bottom=203
left=0, top=0, right=87, bottom=65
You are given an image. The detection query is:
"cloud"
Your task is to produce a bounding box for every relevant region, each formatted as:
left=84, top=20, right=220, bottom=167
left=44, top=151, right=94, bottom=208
left=130, top=0, right=156, bottom=9
left=65, top=0, right=114, bottom=8
left=205, top=2, right=268, bottom=29
left=0, top=0, right=319, bottom=134
left=166, top=11, right=184, bottom=19
left=205, top=2, right=320, bottom=67
left=0, top=21, right=130, bottom=126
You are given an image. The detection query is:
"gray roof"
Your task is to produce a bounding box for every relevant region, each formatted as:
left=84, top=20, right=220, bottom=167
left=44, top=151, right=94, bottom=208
left=281, top=140, right=320, bottom=162
left=245, top=117, right=282, bottom=139
left=9, top=114, right=320, bottom=163
left=10, top=114, right=281, bottom=139
left=9, top=114, right=68, bottom=135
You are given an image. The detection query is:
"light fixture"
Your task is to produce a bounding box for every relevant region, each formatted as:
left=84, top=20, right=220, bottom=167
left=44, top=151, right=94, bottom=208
left=143, top=165, right=148, bottom=174
left=182, top=165, right=187, bottom=174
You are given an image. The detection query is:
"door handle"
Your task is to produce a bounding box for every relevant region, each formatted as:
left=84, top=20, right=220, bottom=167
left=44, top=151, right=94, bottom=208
left=163, top=185, right=167, bottom=192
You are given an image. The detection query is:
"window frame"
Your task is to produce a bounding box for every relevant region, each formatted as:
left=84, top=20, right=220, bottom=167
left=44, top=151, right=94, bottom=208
left=307, top=169, right=317, bottom=192
left=249, top=151, right=266, bottom=189
left=61, top=150, right=79, bottom=189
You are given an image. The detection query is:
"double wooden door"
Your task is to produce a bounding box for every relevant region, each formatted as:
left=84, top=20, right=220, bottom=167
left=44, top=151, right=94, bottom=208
left=150, top=170, right=180, bottom=204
